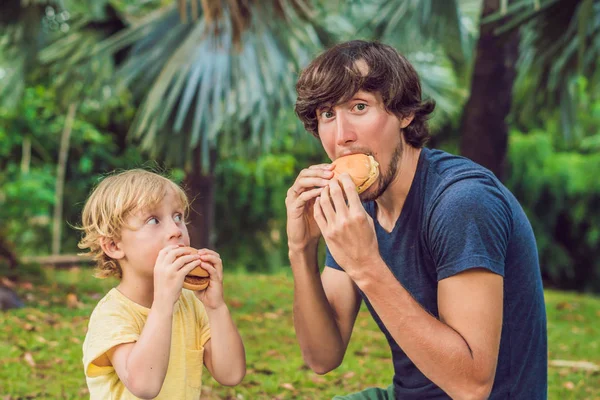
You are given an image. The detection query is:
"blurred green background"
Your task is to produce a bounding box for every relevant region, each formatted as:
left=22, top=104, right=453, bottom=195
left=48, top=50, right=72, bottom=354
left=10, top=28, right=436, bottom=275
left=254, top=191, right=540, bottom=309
left=1, top=0, right=600, bottom=399
left=2, top=0, right=599, bottom=291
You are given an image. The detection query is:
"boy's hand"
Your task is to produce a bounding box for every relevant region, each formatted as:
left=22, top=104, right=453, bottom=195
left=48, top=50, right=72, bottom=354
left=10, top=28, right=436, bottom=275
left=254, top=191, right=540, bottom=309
left=193, top=249, right=225, bottom=310
left=153, top=245, right=203, bottom=309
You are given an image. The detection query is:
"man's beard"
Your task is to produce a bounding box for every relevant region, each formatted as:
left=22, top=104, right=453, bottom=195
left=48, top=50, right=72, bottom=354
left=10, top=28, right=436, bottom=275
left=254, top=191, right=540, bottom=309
left=360, top=140, right=403, bottom=202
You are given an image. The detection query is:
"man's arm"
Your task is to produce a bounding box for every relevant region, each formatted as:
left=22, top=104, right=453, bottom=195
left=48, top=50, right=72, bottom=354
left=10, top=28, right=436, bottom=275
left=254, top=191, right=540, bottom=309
left=290, top=247, right=362, bottom=374
left=356, top=266, right=503, bottom=400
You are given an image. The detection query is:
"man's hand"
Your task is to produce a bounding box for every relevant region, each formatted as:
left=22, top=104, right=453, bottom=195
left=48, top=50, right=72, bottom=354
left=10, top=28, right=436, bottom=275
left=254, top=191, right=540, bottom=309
left=313, top=173, right=380, bottom=278
left=285, top=164, right=334, bottom=252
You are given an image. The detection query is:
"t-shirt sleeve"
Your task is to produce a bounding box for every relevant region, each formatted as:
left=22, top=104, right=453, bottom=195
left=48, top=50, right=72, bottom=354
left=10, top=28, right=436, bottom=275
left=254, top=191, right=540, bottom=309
left=82, top=302, right=141, bottom=378
left=426, top=175, right=513, bottom=281
left=325, top=245, right=343, bottom=271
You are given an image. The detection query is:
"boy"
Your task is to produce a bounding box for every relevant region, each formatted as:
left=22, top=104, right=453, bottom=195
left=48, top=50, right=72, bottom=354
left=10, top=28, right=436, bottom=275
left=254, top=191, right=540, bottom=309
left=79, top=169, right=245, bottom=399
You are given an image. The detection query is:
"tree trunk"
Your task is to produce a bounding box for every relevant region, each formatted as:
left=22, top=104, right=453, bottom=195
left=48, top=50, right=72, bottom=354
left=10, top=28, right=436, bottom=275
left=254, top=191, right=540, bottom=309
left=459, top=0, right=520, bottom=182
left=184, top=147, right=217, bottom=249
left=0, top=232, right=18, bottom=270
left=52, top=103, right=77, bottom=255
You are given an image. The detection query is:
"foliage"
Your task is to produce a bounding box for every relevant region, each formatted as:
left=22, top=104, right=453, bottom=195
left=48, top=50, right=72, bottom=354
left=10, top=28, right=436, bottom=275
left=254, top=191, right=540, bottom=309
left=1, top=268, right=599, bottom=398
left=338, top=0, right=476, bottom=131
left=505, top=77, right=600, bottom=292
left=214, top=123, right=325, bottom=273
left=0, top=84, right=141, bottom=255
left=37, top=0, right=330, bottom=172
left=484, top=0, right=600, bottom=140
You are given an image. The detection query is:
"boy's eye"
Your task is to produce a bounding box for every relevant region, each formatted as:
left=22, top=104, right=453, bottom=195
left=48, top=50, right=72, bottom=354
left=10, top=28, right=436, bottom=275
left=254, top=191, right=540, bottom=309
left=147, top=217, right=158, bottom=225
left=174, top=214, right=183, bottom=222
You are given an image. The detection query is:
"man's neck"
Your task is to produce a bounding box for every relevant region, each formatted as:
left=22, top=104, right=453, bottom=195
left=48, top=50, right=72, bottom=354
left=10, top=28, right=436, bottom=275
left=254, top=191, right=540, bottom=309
left=375, top=146, right=422, bottom=232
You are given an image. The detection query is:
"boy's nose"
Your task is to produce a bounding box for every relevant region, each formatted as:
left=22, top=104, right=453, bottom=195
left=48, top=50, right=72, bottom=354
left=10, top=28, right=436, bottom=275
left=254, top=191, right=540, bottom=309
left=166, top=219, right=183, bottom=239
left=335, top=114, right=357, bottom=145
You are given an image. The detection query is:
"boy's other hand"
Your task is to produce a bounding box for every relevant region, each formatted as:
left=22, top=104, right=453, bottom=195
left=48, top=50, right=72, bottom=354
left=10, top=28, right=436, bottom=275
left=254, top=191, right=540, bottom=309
left=193, top=249, right=225, bottom=310
left=153, top=245, right=203, bottom=309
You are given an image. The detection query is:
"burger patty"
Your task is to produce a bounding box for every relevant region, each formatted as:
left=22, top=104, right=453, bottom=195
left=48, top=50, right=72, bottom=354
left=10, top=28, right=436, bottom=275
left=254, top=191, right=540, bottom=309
left=185, top=275, right=209, bottom=284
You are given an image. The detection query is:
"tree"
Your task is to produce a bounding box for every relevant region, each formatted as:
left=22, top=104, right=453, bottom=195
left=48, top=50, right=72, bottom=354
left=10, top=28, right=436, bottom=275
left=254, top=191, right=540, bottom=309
left=459, top=0, right=520, bottom=181
left=460, top=0, right=599, bottom=180
left=362, top=0, right=477, bottom=132
left=37, top=0, right=333, bottom=248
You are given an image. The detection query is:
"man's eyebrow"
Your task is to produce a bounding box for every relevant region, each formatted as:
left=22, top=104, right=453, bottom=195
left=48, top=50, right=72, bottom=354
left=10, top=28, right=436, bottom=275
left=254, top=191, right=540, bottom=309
left=316, top=104, right=332, bottom=111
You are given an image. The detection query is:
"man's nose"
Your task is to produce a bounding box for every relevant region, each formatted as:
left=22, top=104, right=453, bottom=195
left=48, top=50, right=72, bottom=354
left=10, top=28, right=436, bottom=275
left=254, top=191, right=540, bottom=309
left=335, top=113, right=357, bottom=145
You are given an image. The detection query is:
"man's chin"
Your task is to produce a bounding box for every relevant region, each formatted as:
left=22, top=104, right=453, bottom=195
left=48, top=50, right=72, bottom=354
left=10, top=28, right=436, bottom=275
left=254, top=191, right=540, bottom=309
left=359, top=184, right=381, bottom=202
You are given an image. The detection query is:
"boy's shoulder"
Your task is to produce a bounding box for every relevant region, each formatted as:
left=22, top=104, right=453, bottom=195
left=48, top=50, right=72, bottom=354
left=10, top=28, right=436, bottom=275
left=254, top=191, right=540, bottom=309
left=88, top=288, right=148, bottom=324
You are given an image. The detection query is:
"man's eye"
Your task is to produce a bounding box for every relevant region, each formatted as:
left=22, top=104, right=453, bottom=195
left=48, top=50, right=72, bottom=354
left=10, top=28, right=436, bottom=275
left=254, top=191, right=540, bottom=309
left=321, top=110, right=334, bottom=119
left=355, top=103, right=367, bottom=111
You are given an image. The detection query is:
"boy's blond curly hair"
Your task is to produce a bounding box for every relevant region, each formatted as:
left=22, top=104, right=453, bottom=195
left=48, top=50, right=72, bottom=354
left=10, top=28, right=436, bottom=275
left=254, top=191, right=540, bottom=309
left=77, top=169, right=189, bottom=279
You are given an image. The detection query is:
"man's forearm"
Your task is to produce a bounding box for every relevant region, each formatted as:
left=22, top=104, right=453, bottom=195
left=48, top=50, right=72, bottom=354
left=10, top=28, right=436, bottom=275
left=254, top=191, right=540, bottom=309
left=205, top=305, right=246, bottom=386
left=290, top=247, right=345, bottom=373
left=355, top=263, right=495, bottom=399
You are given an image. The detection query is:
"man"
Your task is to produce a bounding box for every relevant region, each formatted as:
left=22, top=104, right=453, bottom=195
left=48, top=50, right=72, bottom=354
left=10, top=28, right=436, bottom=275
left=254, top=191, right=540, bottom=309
left=285, top=40, right=547, bottom=399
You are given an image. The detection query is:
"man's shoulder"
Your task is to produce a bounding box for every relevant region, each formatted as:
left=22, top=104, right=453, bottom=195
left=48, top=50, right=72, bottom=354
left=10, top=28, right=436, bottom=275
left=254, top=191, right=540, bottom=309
left=422, top=148, right=503, bottom=207
left=423, top=147, right=495, bottom=182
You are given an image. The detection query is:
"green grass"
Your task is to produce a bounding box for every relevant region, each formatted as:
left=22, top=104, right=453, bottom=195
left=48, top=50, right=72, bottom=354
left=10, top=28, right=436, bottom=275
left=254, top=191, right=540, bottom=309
left=1, top=266, right=599, bottom=399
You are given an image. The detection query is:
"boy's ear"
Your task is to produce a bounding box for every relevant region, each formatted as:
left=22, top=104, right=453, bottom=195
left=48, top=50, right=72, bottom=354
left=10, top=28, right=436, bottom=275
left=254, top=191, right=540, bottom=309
left=400, top=114, right=415, bottom=129
left=100, top=237, right=125, bottom=260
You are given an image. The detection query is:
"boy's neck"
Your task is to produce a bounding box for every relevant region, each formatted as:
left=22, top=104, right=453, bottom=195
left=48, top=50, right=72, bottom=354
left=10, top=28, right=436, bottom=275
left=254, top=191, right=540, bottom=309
left=116, top=274, right=155, bottom=309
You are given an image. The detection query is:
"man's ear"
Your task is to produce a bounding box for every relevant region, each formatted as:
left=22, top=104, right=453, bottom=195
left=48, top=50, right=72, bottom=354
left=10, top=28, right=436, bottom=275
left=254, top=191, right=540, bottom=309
left=400, top=114, right=415, bottom=129
left=100, top=237, right=125, bottom=260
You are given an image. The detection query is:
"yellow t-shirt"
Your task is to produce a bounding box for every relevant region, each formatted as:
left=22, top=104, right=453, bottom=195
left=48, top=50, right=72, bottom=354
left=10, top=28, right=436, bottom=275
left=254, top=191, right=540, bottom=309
left=82, top=288, right=211, bottom=400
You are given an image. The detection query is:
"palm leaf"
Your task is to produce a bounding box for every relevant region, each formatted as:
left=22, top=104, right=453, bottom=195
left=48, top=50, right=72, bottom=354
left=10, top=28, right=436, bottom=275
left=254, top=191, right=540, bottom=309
left=364, top=0, right=476, bottom=128
left=484, top=0, right=600, bottom=141
left=107, top=1, right=325, bottom=171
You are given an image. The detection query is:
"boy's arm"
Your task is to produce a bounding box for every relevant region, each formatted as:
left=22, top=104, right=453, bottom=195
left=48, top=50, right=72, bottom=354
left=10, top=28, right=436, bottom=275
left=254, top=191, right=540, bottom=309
left=203, top=304, right=246, bottom=386
left=106, top=303, right=174, bottom=399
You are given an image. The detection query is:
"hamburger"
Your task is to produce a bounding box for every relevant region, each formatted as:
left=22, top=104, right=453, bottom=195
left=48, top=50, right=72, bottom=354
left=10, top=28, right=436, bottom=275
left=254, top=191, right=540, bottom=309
left=180, top=247, right=210, bottom=291
left=331, top=154, right=380, bottom=194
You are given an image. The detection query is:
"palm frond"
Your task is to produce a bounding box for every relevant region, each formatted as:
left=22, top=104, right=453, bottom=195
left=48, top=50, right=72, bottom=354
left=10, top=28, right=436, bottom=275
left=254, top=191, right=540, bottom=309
left=364, top=0, right=475, bottom=128
left=498, top=0, right=600, bottom=140
left=371, top=0, right=476, bottom=74
left=0, top=2, right=42, bottom=110
left=79, top=0, right=325, bottom=171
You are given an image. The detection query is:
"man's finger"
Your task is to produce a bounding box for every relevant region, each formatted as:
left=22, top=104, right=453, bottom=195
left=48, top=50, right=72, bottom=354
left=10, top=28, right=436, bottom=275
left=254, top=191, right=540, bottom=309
left=339, top=173, right=363, bottom=210
left=319, top=185, right=337, bottom=222
left=313, top=197, right=327, bottom=231
left=329, top=179, right=349, bottom=218
left=294, top=187, right=323, bottom=206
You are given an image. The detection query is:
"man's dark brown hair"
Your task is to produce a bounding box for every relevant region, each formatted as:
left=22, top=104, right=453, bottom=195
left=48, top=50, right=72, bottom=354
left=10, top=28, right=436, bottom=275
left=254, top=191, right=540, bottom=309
left=295, top=40, right=435, bottom=148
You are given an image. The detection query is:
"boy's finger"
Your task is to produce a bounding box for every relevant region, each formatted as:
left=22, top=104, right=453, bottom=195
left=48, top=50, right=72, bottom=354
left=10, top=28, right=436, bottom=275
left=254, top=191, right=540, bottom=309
left=174, top=254, right=202, bottom=270
left=198, top=248, right=220, bottom=258
left=200, top=262, right=218, bottom=278
left=179, top=259, right=203, bottom=275
left=157, top=244, right=181, bottom=264
left=166, top=247, right=197, bottom=264
left=199, top=253, right=221, bottom=265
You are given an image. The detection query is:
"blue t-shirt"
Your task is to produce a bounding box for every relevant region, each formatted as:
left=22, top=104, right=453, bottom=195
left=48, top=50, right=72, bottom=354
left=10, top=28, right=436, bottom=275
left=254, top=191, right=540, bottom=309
left=325, top=148, right=547, bottom=399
